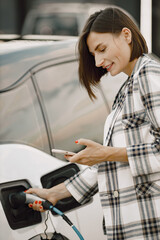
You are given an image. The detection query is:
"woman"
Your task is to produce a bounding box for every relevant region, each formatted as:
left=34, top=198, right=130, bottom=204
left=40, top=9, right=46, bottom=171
left=27, top=7, right=160, bottom=239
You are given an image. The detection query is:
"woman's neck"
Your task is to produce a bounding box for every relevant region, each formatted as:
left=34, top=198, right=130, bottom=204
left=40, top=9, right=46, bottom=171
left=124, top=58, right=138, bottom=76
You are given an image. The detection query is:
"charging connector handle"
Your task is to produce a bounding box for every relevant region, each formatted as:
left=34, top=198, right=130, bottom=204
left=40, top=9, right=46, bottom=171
left=9, top=192, right=45, bottom=208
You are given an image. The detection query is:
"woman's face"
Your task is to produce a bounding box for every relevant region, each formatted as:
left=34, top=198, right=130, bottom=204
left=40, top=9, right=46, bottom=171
left=87, top=28, right=136, bottom=76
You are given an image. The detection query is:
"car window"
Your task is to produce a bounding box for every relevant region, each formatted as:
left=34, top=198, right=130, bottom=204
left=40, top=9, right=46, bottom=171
left=33, top=13, right=79, bottom=36
left=0, top=76, right=50, bottom=153
left=35, top=60, right=108, bottom=160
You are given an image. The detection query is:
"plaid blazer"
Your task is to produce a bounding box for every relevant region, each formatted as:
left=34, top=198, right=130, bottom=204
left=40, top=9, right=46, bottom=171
left=65, top=54, right=160, bottom=239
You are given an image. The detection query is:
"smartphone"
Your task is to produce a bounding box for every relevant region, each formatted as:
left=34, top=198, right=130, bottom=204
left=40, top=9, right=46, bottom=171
left=51, top=149, right=75, bottom=156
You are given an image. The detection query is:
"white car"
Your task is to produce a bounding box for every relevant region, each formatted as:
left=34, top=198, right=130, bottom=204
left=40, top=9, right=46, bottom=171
left=0, top=37, right=126, bottom=240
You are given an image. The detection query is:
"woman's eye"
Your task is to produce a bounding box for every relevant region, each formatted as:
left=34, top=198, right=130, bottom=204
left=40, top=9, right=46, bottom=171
left=100, top=48, right=106, bottom=53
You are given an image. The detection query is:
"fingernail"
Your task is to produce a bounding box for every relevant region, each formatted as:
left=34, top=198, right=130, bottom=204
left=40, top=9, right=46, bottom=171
left=29, top=204, right=33, bottom=208
left=40, top=206, right=43, bottom=209
left=39, top=201, right=42, bottom=204
left=24, top=190, right=28, bottom=192
left=35, top=201, right=38, bottom=204
left=75, top=140, right=78, bottom=143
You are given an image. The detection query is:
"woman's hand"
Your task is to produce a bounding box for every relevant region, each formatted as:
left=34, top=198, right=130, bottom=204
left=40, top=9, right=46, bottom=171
left=65, top=139, right=128, bottom=165
left=25, top=183, right=72, bottom=212
left=65, top=139, right=108, bottom=166
left=25, top=188, right=49, bottom=212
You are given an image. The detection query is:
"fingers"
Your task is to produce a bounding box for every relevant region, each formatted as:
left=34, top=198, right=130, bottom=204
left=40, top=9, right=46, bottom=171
left=25, top=188, right=45, bottom=212
left=64, top=139, right=99, bottom=161
left=28, top=200, right=45, bottom=212
left=65, top=139, right=102, bottom=166
left=75, top=138, right=97, bottom=147
left=25, top=188, right=47, bottom=198
left=25, top=188, right=37, bottom=194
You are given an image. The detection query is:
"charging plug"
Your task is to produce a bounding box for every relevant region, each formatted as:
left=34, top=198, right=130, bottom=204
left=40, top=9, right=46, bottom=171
left=9, top=191, right=52, bottom=210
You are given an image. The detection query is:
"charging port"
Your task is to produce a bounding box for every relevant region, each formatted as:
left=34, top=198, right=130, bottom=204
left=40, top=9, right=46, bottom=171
left=0, top=179, right=41, bottom=229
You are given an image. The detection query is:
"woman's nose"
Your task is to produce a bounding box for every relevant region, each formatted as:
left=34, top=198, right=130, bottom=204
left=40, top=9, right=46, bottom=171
left=95, top=55, right=104, bottom=67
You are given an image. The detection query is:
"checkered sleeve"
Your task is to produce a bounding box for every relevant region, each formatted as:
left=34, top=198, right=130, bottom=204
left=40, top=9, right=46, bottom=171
left=127, top=62, right=160, bottom=177
left=64, top=166, right=98, bottom=204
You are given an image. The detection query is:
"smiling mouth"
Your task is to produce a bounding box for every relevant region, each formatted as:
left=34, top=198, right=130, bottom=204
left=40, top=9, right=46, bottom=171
left=105, top=63, right=113, bottom=71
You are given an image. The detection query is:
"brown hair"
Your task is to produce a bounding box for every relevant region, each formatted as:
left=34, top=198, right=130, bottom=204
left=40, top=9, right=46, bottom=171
left=78, top=7, right=148, bottom=100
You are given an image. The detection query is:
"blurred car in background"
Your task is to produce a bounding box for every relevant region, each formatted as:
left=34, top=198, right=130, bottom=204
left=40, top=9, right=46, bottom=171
left=0, top=36, right=126, bottom=240
left=21, top=3, right=108, bottom=36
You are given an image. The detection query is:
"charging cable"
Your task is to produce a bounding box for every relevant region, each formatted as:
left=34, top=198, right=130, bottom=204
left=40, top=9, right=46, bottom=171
left=43, top=200, right=84, bottom=240
left=9, top=192, right=84, bottom=240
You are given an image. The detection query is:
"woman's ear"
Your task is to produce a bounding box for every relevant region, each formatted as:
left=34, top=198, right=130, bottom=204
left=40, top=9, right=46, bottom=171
left=122, top=27, right=132, bottom=44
